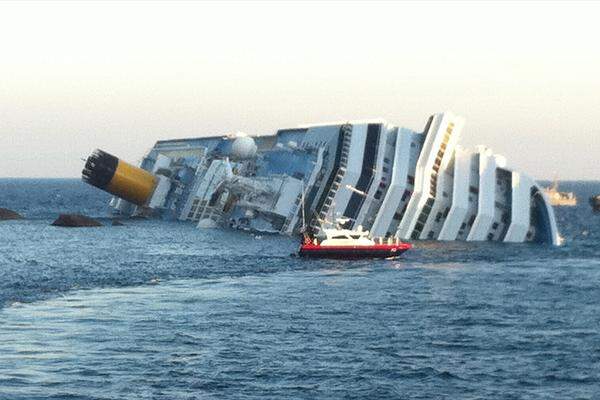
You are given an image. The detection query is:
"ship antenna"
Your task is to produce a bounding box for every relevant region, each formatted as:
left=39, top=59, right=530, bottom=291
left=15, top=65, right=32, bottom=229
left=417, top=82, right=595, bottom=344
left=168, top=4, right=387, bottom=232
left=301, top=181, right=306, bottom=233
left=331, top=200, right=336, bottom=229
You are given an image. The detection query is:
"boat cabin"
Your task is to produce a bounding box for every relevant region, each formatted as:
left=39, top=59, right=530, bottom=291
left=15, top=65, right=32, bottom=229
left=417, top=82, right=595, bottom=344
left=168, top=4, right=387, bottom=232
left=320, top=226, right=374, bottom=246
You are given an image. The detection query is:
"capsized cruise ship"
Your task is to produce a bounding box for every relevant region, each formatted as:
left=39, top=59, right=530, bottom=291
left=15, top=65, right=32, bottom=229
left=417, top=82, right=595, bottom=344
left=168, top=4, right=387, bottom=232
left=82, top=112, right=561, bottom=245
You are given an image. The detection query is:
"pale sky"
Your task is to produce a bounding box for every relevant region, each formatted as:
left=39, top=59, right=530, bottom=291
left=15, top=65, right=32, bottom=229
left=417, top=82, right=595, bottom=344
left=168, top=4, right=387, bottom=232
left=1, top=1, right=599, bottom=179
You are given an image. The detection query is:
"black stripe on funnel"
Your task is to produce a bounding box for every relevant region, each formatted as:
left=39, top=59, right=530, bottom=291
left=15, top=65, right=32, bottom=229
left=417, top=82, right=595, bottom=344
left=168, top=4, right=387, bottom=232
left=82, top=149, right=119, bottom=189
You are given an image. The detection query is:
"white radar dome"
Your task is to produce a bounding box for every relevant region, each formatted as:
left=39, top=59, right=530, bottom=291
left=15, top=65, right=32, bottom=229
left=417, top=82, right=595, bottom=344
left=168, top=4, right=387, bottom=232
left=231, top=136, right=257, bottom=159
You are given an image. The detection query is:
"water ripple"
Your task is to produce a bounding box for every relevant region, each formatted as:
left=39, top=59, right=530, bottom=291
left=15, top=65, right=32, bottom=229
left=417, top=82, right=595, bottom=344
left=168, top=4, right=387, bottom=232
left=1, top=179, right=600, bottom=399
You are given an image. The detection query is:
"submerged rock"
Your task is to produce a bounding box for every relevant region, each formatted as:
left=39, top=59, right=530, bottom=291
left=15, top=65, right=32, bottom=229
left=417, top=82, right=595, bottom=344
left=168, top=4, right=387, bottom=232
left=51, top=214, right=103, bottom=227
left=0, top=208, right=23, bottom=220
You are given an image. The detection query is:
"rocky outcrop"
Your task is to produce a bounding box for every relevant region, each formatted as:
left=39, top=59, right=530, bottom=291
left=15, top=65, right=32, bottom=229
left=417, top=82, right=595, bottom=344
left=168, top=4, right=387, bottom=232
left=590, top=196, right=600, bottom=212
left=0, top=208, right=23, bottom=220
left=51, top=214, right=103, bottom=227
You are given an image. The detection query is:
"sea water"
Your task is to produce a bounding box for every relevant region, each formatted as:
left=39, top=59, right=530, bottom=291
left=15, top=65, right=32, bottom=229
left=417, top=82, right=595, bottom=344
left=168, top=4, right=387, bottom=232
left=1, top=179, right=599, bottom=399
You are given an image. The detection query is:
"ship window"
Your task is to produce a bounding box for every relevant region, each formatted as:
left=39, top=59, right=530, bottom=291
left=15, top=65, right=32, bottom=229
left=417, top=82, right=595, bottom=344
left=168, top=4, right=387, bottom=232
left=435, top=212, right=442, bottom=222
left=374, top=190, right=382, bottom=200
left=487, top=233, right=494, bottom=241
left=460, top=222, right=466, bottom=230
left=468, top=215, right=476, bottom=226
left=469, top=186, right=479, bottom=194
left=351, top=235, right=361, bottom=239
left=407, top=175, right=415, bottom=185
left=428, top=230, right=435, bottom=239
left=382, top=167, right=389, bottom=173
left=415, top=222, right=424, bottom=231
left=442, top=191, right=448, bottom=198
left=332, top=235, right=349, bottom=239
left=492, top=222, right=499, bottom=230
left=411, top=142, right=416, bottom=148
left=384, top=157, right=391, bottom=164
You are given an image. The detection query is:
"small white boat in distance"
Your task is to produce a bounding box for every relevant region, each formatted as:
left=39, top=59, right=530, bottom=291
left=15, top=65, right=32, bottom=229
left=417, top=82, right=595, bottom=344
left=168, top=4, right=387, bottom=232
left=543, top=180, right=577, bottom=207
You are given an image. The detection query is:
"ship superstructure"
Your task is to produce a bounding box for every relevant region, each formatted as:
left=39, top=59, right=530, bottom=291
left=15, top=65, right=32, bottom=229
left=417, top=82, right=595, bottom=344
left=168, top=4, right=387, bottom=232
left=82, top=112, right=561, bottom=245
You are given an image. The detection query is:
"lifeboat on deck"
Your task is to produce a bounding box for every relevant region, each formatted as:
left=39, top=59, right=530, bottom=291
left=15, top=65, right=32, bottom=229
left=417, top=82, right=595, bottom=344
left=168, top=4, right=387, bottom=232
left=298, top=226, right=411, bottom=260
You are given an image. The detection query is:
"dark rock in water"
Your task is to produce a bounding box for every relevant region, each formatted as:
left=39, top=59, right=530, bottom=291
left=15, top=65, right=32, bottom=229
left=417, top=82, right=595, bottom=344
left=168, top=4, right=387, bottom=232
left=590, top=196, right=600, bottom=212
left=0, top=208, right=23, bottom=220
left=51, top=214, right=103, bottom=227
left=112, top=220, right=124, bottom=226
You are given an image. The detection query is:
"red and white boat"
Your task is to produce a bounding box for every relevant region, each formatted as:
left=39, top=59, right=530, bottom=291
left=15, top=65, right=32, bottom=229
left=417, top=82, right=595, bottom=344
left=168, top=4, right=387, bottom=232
left=298, top=226, right=411, bottom=260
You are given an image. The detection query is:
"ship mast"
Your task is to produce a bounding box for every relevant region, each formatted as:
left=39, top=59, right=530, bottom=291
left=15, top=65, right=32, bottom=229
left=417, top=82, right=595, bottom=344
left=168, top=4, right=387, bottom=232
left=301, top=181, right=306, bottom=233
